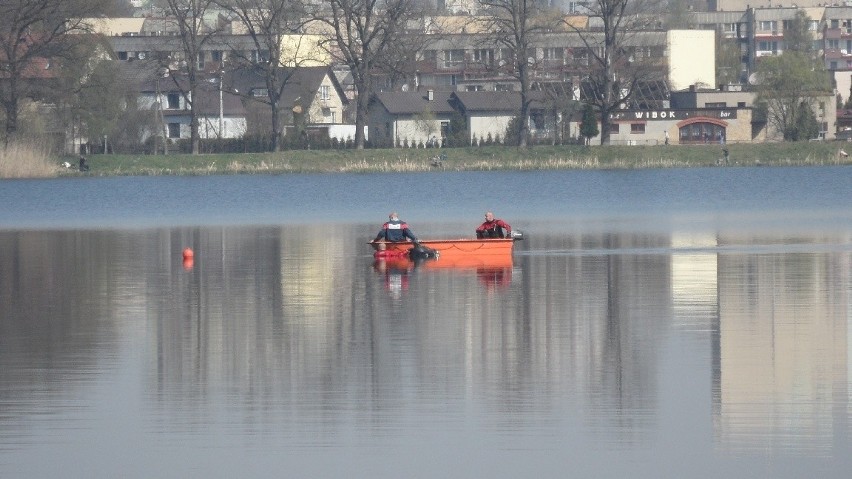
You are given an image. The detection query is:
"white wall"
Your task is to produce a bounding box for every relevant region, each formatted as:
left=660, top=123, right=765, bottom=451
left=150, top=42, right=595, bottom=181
left=328, top=124, right=366, bottom=142
left=198, top=116, right=247, bottom=139
left=469, top=114, right=513, bottom=144
left=668, top=30, right=716, bottom=91
left=393, top=117, right=446, bottom=146
left=835, top=71, right=852, bottom=105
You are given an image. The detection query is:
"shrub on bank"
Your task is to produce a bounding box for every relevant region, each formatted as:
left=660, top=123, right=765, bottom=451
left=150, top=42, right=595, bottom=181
left=0, top=142, right=58, bottom=178
left=53, top=142, right=852, bottom=177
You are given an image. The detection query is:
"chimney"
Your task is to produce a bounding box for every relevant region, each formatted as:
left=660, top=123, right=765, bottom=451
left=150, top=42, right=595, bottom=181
left=427, top=89, right=434, bottom=101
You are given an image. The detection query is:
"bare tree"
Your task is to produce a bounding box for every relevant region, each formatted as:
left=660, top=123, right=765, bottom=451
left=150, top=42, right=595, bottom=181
left=163, top=0, right=219, bottom=154
left=564, top=0, right=666, bottom=145
left=216, top=0, right=310, bottom=152
left=308, top=0, right=422, bottom=149
left=479, top=0, right=557, bottom=148
left=0, top=0, right=110, bottom=145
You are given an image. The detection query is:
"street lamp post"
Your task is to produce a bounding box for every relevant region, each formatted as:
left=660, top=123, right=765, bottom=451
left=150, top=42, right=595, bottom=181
left=218, top=70, right=224, bottom=139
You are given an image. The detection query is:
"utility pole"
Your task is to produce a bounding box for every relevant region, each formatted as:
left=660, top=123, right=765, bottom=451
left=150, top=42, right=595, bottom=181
left=219, top=70, right=224, bottom=139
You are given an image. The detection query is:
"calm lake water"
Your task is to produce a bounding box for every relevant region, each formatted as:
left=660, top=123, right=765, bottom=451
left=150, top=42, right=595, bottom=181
left=1, top=167, right=851, bottom=478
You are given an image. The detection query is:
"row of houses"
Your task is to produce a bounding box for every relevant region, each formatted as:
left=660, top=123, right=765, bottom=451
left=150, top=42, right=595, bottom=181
left=127, top=61, right=816, bottom=151
left=37, top=3, right=852, bottom=152
left=370, top=84, right=836, bottom=147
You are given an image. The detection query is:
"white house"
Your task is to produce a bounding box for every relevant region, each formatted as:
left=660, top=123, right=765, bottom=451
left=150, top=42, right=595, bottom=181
left=369, top=90, right=456, bottom=147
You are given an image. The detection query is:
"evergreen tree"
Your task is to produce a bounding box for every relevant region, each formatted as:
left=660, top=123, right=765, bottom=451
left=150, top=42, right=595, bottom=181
left=580, top=104, right=599, bottom=145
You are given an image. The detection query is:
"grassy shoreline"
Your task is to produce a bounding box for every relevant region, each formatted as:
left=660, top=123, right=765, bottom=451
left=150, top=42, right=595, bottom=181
left=5, top=142, right=852, bottom=178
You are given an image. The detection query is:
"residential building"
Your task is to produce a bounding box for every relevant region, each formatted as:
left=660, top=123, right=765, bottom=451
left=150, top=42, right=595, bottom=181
left=228, top=66, right=348, bottom=139
left=369, top=90, right=456, bottom=147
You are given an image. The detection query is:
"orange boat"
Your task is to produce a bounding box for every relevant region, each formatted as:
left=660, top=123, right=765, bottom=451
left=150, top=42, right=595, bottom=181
left=375, top=252, right=513, bottom=270
left=372, top=238, right=514, bottom=262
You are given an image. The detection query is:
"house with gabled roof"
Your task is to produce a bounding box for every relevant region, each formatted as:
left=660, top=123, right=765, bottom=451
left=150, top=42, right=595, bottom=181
left=227, top=66, right=348, bottom=139
left=450, top=91, right=518, bottom=144
left=369, top=89, right=582, bottom=147
left=368, top=90, right=456, bottom=147
left=116, top=61, right=247, bottom=143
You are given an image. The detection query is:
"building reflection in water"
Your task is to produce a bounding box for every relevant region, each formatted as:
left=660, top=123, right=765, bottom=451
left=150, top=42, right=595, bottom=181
left=713, top=234, right=851, bottom=455
left=144, top=227, right=679, bottom=441
left=0, top=226, right=849, bottom=454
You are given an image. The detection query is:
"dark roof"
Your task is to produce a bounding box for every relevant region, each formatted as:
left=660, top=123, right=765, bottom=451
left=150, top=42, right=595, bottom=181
left=451, top=91, right=521, bottom=112
left=189, top=81, right=245, bottom=116
left=371, top=91, right=456, bottom=115
left=115, top=60, right=162, bottom=89
left=451, top=90, right=554, bottom=113
left=226, top=66, right=347, bottom=108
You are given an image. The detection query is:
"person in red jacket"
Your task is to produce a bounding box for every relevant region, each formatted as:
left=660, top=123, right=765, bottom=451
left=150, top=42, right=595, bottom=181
left=476, top=211, right=512, bottom=239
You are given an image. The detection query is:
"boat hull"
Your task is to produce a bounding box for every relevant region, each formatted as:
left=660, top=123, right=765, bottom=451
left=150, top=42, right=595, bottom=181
left=372, top=238, right=514, bottom=261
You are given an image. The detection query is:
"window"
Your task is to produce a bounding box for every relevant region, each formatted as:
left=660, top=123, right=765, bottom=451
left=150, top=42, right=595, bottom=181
left=167, top=123, right=180, bottom=138
left=196, top=52, right=205, bottom=70
left=473, top=49, right=494, bottom=65
left=495, top=84, right=513, bottom=91
left=443, top=49, right=464, bottom=68
left=466, top=85, right=484, bottom=91
left=610, top=123, right=620, bottom=134
left=440, top=121, right=450, bottom=139
left=434, top=75, right=455, bottom=86
left=423, top=50, right=438, bottom=63
left=705, top=102, right=726, bottom=108
left=117, top=51, right=128, bottom=60
left=543, top=48, right=564, bottom=65
left=678, top=123, right=725, bottom=144
left=832, top=19, right=840, bottom=29
left=630, top=123, right=645, bottom=134
left=759, top=21, right=777, bottom=32
left=530, top=112, right=545, bottom=130
left=758, top=41, right=778, bottom=53
left=166, top=93, right=180, bottom=109
left=251, top=50, right=269, bottom=63
left=252, top=88, right=268, bottom=97
left=211, top=50, right=223, bottom=62
left=543, top=48, right=563, bottom=60
left=737, top=102, right=746, bottom=108
left=809, top=20, right=819, bottom=31
left=320, top=85, right=330, bottom=100
left=829, top=39, right=840, bottom=50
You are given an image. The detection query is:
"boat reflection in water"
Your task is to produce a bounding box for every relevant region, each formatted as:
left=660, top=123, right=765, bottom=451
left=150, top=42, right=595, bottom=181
left=371, top=237, right=516, bottom=296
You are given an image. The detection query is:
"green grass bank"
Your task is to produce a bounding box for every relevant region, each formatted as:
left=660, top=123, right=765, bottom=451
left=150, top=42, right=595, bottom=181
left=6, top=142, right=852, bottom=178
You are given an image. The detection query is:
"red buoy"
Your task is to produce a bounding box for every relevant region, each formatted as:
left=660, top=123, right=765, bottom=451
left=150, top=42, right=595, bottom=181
left=182, top=248, right=194, bottom=270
